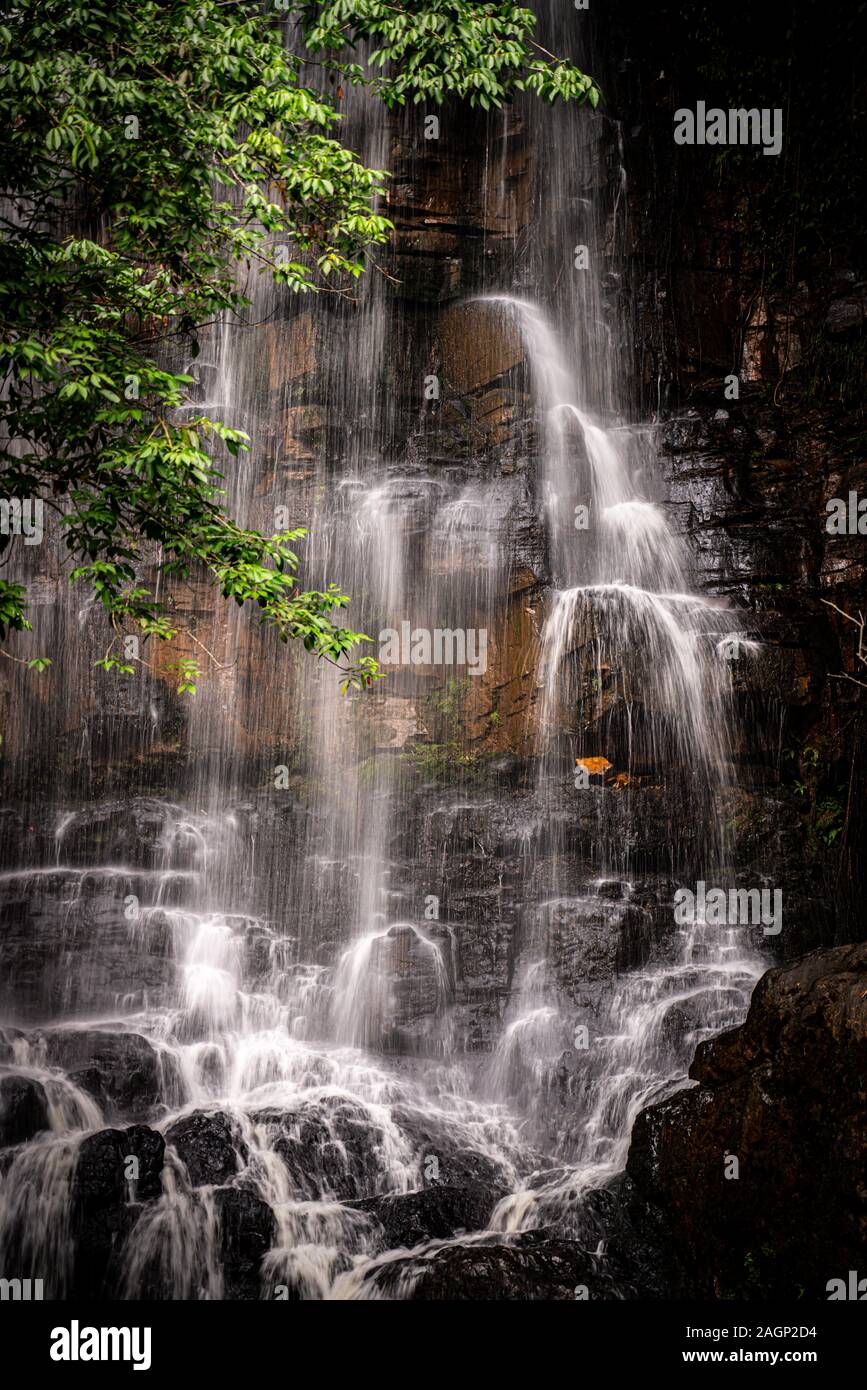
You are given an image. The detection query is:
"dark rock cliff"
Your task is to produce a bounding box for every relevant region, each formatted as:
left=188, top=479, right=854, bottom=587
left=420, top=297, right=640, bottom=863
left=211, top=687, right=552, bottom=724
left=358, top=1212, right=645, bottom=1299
left=626, top=942, right=867, bottom=1298
left=606, top=0, right=867, bottom=952
left=593, top=0, right=867, bottom=1301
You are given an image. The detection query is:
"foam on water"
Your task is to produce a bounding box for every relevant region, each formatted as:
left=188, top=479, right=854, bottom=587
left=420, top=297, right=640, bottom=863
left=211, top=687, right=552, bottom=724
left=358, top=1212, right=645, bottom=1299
left=0, top=3, right=765, bottom=1298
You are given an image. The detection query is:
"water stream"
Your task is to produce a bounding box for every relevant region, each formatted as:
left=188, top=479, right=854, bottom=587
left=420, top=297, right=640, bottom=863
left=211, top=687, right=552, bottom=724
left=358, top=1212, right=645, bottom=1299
left=0, top=7, right=765, bottom=1300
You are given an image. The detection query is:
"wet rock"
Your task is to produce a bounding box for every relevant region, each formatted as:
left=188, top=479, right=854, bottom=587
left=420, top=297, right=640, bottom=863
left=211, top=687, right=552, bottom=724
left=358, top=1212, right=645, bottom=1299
left=260, top=311, right=317, bottom=389
left=253, top=1099, right=387, bottom=1201
left=214, top=1188, right=276, bottom=1300
left=348, top=1183, right=495, bottom=1249
left=555, top=1174, right=677, bottom=1298
left=626, top=943, right=867, bottom=1297
left=447, top=896, right=517, bottom=1051
left=544, top=897, right=655, bottom=992
left=124, top=1124, right=167, bottom=1202
left=71, top=1125, right=165, bottom=1299
left=0, top=874, right=175, bottom=1020
left=165, top=1111, right=246, bottom=1188
left=690, top=939, right=866, bottom=1088
left=421, top=794, right=543, bottom=861
left=43, top=1029, right=165, bottom=1121
left=437, top=304, right=524, bottom=395
left=74, top=1125, right=165, bottom=1204
left=596, top=879, right=626, bottom=901
left=392, top=251, right=462, bottom=303
left=383, top=125, right=528, bottom=304
left=73, top=1148, right=137, bottom=1298
left=389, top=1105, right=513, bottom=1194
left=0, top=1073, right=50, bottom=1146
left=75, top=1129, right=128, bottom=1205
left=54, top=799, right=179, bottom=869
left=656, top=990, right=737, bottom=1057
left=370, top=1230, right=628, bottom=1300
left=338, top=922, right=453, bottom=1051
left=0, top=1025, right=25, bottom=1063
left=282, top=405, right=321, bottom=461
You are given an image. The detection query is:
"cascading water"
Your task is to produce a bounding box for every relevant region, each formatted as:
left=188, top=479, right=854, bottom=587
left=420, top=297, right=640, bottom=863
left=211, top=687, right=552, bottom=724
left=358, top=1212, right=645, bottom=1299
left=0, top=5, right=766, bottom=1300
left=470, top=0, right=764, bottom=1223
left=474, top=295, right=763, bottom=1218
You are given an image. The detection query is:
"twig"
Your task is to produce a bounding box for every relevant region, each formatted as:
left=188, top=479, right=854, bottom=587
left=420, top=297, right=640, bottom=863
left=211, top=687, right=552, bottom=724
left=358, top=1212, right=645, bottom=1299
left=821, top=598, right=867, bottom=690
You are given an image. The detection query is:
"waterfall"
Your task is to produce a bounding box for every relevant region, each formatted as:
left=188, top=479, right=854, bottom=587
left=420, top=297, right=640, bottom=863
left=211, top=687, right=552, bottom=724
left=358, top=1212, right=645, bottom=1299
left=473, top=294, right=763, bottom=1218
left=0, top=5, right=766, bottom=1301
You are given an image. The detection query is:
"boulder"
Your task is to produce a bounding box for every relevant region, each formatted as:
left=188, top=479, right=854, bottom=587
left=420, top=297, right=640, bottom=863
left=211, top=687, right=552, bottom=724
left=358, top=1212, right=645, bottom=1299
left=214, top=1188, right=276, bottom=1300
left=43, top=1029, right=165, bottom=1120
left=369, top=1230, right=627, bottom=1300
left=74, top=1129, right=128, bottom=1206
left=543, top=1173, right=678, bottom=1299
left=74, top=1125, right=165, bottom=1205
left=253, top=1099, right=387, bottom=1201
left=71, top=1125, right=166, bottom=1299
left=626, top=943, right=867, bottom=1298
left=164, top=1111, right=246, bottom=1188
left=347, top=1184, right=495, bottom=1250
left=389, top=1104, right=514, bottom=1195
left=123, top=1124, right=167, bottom=1202
left=0, top=1074, right=50, bottom=1146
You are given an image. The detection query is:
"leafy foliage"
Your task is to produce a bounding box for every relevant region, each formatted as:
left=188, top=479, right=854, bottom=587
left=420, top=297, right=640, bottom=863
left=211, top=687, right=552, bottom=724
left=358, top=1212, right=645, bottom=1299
left=301, top=1, right=601, bottom=110
left=0, top=0, right=394, bottom=688
left=0, top=1, right=597, bottom=689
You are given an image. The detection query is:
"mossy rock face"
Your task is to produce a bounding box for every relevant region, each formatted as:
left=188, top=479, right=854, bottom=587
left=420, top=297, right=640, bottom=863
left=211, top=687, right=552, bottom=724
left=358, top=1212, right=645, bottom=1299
left=400, top=739, right=484, bottom=784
